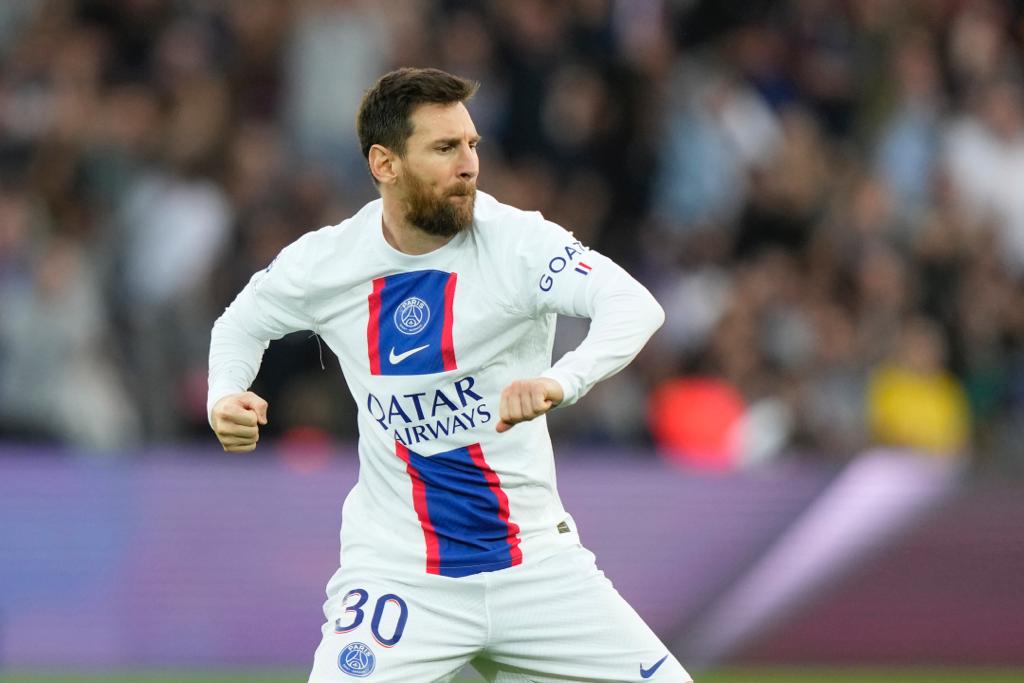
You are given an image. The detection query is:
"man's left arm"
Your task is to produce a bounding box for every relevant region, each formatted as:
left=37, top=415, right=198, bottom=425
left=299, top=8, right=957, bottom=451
left=496, top=221, right=664, bottom=432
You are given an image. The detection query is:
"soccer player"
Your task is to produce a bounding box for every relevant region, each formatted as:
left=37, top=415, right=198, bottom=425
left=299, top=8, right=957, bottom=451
left=208, top=68, right=691, bottom=683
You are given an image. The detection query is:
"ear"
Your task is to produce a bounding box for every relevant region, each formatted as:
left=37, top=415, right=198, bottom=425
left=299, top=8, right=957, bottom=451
left=369, top=144, right=400, bottom=185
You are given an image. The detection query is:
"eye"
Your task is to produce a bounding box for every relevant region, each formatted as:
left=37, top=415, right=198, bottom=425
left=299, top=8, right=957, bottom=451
left=436, top=144, right=453, bottom=153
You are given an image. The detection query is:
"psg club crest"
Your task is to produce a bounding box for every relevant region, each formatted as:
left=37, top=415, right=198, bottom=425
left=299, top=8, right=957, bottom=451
left=368, top=270, right=458, bottom=376
left=338, top=641, right=376, bottom=678
left=394, top=297, right=430, bottom=335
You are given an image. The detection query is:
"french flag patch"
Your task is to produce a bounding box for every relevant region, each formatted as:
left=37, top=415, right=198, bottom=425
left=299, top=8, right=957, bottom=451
left=574, top=261, right=592, bottom=276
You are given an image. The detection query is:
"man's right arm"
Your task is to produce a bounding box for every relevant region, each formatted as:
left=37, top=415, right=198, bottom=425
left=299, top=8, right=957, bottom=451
left=207, top=235, right=317, bottom=451
left=207, top=297, right=277, bottom=452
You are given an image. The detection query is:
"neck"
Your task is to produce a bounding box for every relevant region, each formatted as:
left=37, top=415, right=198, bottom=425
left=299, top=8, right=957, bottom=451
left=381, top=198, right=456, bottom=255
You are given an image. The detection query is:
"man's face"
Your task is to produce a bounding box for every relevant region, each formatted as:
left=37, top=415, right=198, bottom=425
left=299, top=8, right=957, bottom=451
left=395, top=102, right=480, bottom=237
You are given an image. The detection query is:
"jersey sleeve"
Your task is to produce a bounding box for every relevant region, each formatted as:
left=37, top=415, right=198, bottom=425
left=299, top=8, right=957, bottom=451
left=207, top=233, right=318, bottom=421
left=515, top=218, right=665, bottom=407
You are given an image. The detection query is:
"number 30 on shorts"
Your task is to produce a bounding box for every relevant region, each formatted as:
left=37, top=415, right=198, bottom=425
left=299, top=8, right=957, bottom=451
left=333, top=589, right=409, bottom=647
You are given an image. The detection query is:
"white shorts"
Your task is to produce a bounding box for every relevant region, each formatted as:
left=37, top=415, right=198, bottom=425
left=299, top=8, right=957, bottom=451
left=308, top=544, right=692, bottom=682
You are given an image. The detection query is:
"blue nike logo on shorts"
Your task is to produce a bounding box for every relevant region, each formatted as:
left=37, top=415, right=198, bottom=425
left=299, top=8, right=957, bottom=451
left=640, top=654, right=668, bottom=678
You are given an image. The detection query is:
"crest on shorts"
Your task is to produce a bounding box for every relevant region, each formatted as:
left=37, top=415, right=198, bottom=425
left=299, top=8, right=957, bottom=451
left=338, top=641, right=376, bottom=678
left=394, top=297, right=430, bottom=335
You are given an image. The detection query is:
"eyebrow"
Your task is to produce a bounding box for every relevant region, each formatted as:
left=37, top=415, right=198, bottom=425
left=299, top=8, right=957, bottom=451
left=432, top=135, right=482, bottom=146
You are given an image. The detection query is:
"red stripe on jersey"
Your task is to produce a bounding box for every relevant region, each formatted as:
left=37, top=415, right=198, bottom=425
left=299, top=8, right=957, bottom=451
left=467, top=443, right=523, bottom=567
left=366, top=277, right=385, bottom=375
left=396, top=442, right=442, bottom=574
left=441, top=272, right=458, bottom=371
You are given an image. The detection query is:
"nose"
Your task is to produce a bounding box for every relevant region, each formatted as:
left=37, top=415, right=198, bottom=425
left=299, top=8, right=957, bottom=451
left=457, top=144, right=478, bottom=182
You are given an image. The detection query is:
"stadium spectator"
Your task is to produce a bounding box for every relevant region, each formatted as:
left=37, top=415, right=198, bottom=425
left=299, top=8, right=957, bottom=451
left=1, top=0, right=1023, bottom=467
left=867, top=315, right=971, bottom=456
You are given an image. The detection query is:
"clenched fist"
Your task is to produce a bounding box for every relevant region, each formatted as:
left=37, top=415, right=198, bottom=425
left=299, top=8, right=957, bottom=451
left=210, top=391, right=269, bottom=452
left=496, top=378, right=564, bottom=433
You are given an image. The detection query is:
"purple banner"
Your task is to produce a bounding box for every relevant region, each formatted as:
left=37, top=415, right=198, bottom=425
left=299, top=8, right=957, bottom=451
left=736, top=474, right=1024, bottom=665
left=0, top=445, right=830, bottom=669
left=8, top=447, right=1014, bottom=669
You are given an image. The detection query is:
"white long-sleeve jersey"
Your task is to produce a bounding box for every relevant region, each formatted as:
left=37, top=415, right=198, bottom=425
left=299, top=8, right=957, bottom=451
left=208, top=191, right=664, bottom=578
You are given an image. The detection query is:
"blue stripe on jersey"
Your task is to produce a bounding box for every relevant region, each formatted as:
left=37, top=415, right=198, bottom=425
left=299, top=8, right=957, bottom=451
left=405, top=445, right=518, bottom=578
left=375, top=270, right=451, bottom=376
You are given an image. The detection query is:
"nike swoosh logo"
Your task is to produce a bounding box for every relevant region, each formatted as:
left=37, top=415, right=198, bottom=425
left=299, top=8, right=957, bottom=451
left=640, top=654, right=668, bottom=679
left=389, top=344, right=430, bottom=364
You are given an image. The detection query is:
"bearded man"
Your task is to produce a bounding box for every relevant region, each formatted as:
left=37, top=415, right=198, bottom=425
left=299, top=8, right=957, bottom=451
left=208, top=67, right=690, bottom=683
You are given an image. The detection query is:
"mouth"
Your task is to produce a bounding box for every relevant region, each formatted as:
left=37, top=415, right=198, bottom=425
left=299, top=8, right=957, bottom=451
left=448, top=185, right=475, bottom=197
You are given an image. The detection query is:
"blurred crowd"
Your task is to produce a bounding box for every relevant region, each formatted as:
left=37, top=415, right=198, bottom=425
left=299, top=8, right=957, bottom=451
left=1, top=0, right=1023, bottom=470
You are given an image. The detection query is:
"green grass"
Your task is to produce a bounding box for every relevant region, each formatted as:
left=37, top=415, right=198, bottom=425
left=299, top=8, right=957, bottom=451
left=0, top=677, right=295, bottom=683
left=0, top=675, right=297, bottom=683
left=700, top=668, right=1024, bottom=682
left=2, top=669, right=1023, bottom=683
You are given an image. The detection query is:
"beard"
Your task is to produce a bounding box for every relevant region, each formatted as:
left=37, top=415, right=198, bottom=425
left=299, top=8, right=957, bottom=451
left=401, top=170, right=476, bottom=238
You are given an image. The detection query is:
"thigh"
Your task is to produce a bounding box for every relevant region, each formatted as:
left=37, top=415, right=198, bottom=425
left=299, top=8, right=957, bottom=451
left=308, top=567, right=487, bottom=683
left=482, top=547, right=692, bottom=683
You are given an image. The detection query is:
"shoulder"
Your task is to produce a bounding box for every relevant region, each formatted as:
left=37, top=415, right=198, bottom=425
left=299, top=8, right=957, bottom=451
left=472, top=190, right=538, bottom=226
left=275, top=199, right=380, bottom=269
left=310, top=198, right=380, bottom=248
left=469, top=192, right=593, bottom=310
left=472, top=191, right=571, bottom=249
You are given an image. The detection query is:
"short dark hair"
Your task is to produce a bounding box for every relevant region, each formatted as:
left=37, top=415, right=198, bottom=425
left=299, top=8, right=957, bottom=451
left=357, top=67, right=479, bottom=170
